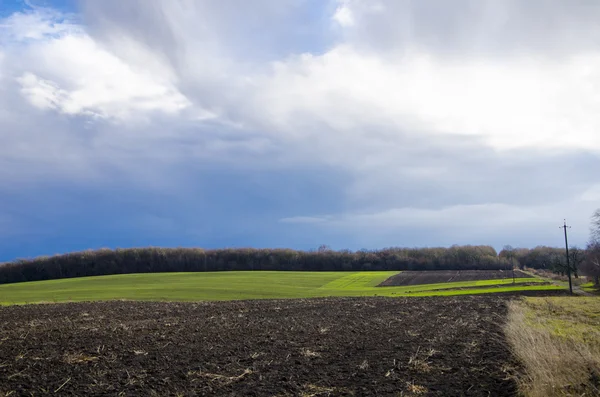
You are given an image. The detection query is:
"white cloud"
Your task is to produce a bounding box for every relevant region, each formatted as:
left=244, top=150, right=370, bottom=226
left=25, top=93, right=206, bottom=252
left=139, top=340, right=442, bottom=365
left=16, top=35, right=190, bottom=121
left=254, top=46, right=600, bottom=155
left=17, top=72, right=68, bottom=111
left=11, top=2, right=600, bottom=154
left=332, top=2, right=354, bottom=27
left=1, top=7, right=194, bottom=125
left=0, top=7, right=81, bottom=42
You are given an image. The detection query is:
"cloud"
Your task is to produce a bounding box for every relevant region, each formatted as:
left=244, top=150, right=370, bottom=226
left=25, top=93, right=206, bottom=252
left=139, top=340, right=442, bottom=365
left=11, top=30, right=191, bottom=121
left=0, top=6, right=81, bottom=42
left=581, top=184, right=600, bottom=202
left=281, top=200, right=597, bottom=249
left=253, top=45, right=600, bottom=153
left=0, top=0, right=599, bottom=256
left=332, top=1, right=355, bottom=27
left=0, top=6, right=203, bottom=186
left=332, top=0, right=600, bottom=57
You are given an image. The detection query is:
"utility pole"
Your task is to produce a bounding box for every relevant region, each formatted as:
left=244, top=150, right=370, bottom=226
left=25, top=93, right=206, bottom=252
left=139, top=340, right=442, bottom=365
left=560, top=220, right=573, bottom=295
left=512, top=265, right=515, bottom=284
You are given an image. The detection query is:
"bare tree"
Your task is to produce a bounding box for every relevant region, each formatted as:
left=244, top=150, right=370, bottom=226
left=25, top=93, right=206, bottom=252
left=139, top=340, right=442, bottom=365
left=501, top=245, right=516, bottom=282
left=501, top=245, right=515, bottom=263
left=317, top=244, right=332, bottom=253
left=550, top=252, right=578, bottom=278
left=591, top=209, right=600, bottom=244
left=568, top=246, right=585, bottom=278
left=582, top=242, right=600, bottom=286
left=582, top=210, right=600, bottom=286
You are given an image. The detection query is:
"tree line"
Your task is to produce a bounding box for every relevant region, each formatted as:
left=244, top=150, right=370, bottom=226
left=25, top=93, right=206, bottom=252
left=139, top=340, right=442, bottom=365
left=2, top=209, right=599, bottom=286
left=499, top=245, right=585, bottom=275
left=0, top=245, right=509, bottom=285
left=499, top=209, right=600, bottom=286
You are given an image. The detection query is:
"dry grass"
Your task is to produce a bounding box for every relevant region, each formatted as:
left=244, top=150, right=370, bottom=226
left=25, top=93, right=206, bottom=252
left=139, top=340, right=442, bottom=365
left=63, top=352, right=98, bottom=364
left=404, top=381, right=429, bottom=395
left=187, top=368, right=252, bottom=385
left=505, top=297, right=600, bottom=396
left=300, top=384, right=335, bottom=397
left=300, top=348, right=321, bottom=358
left=524, top=268, right=589, bottom=286
left=407, top=347, right=436, bottom=373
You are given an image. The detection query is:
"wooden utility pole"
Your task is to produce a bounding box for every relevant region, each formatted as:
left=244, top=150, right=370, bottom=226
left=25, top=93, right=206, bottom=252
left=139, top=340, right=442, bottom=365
left=560, top=220, right=573, bottom=295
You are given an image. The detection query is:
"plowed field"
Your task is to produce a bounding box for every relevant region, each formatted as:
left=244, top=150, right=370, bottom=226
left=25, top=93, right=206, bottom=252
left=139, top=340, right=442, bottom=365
left=379, top=270, right=530, bottom=286
left=0, top=296, right=522, bottom=396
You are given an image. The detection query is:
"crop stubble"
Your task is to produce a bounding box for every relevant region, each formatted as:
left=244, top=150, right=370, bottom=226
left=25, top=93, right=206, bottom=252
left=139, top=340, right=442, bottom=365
left=0, top=296, right=521, bottom=396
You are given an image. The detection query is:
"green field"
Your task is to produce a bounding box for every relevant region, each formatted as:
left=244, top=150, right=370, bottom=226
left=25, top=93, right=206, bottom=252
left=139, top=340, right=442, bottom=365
left=0, top=271, right=563, bottom=305
left=581, top=282, right=600, bottom=295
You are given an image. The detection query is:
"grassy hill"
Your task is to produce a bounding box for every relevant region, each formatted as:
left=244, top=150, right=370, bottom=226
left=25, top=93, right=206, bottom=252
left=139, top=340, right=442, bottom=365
left=0, top=271, right=562, bottom=305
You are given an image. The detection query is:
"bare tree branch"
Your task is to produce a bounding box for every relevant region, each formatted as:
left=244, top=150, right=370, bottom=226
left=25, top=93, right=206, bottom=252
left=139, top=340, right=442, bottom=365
left=591, top=209, right=600, bottom=244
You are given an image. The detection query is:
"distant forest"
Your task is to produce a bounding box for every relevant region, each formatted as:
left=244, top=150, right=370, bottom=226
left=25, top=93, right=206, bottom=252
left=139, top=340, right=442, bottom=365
left=499, top=246, right=575, bottom=270
left=0, top=245, right=508, bottom=284
left=0, top=244, right=594, bottom=285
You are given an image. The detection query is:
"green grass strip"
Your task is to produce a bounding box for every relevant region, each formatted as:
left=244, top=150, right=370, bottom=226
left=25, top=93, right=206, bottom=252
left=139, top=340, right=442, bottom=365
left=0, top=271, right=563, bottom=305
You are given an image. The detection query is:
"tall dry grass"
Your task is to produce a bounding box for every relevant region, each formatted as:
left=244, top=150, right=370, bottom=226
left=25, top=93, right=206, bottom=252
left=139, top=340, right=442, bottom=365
left=505, top=299, right=600, bottom=397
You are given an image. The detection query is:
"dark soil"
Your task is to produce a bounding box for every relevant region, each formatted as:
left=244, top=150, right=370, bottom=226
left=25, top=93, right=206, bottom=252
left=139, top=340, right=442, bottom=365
left=0, top=297, right=521, bottom=396
left=380, top=270, right=531, bottom=286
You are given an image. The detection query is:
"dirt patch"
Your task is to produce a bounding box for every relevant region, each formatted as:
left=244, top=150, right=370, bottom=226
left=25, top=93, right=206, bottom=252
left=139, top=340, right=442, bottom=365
left=0, top=297, right=520, bottom=396
left=380, top=270, right=531, bottom=286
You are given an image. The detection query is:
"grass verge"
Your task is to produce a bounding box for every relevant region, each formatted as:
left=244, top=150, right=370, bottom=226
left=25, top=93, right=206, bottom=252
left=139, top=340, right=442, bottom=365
left=505, top=297, right=600, bottom=396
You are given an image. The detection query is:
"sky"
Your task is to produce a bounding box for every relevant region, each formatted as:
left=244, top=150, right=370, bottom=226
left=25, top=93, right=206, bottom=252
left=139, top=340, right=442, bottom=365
left=1, top=0, right=599, bottom=261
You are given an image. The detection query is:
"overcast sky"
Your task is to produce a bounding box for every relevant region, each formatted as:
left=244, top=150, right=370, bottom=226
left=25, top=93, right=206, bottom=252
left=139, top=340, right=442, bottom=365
left=1, top=0, right=599, bottom=261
